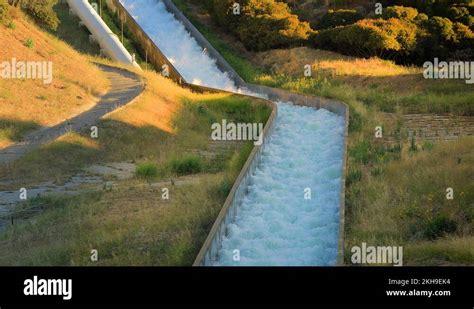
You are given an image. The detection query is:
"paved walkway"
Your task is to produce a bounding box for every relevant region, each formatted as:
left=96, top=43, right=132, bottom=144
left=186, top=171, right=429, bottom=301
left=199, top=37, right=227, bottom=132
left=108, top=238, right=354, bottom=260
left=0, top=64, right=144, bottom=165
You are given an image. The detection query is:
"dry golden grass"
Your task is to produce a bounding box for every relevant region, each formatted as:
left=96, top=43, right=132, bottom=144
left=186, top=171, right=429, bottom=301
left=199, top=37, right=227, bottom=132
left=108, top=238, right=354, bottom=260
left=405, top=236, right=474, bottom=265
left=0, top=174, right=226, bottom=266
left=0, top=12, right=109, bottom=147
left=1, top=60, right=269, bottom=185
left=254, top=47, right=464, bottom=95
left=0, top=67, right=271, bottom=266
left=256, top=47, right=417, bottom=77
left=346, top=137, right=474, bottom=265
left=103, top=67, right=237, bottom=135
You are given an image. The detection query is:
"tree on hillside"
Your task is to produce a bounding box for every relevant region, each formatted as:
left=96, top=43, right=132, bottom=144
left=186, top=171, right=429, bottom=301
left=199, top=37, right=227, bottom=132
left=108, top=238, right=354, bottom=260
left=7, top=0, right=59, bottom=30
left=211, top=0, right=312, bottom=51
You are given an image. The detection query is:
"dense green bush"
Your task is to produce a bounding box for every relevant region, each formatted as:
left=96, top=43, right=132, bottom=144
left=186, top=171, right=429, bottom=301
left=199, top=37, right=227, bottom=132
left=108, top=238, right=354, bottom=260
left=135, top=162, right=159, bottom=179
left=382, top=5, right=419, bottom=22
left=316, top=9, right=364, bottom=30
left=210, top=0, right=312, bottom=51
left=381, top=0, right=471, bottom=16
left=311, top=3, right=473, bottom=64
left=414, top=13, right=429, bottom=25
left=170, top=155, right=203, bottom=176
left=210, top=0, right=242, bottom=31
left=413, top=16, right=474, bottom=61
left=312, top=18, right=417, bottom=58
left=447, top=6, right=474, bottom=28
left=453, top=21, right=474, bottom=43
left=0, top=0, right=9, bottom=24
left=426, top=16, right=457, bottom=43
left=8, top=0, right=59, bottom=30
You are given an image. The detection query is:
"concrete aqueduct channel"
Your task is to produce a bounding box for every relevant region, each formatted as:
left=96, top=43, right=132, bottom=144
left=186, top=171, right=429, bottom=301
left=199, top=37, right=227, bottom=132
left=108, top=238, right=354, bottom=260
left=110, top=0, right=349, bottom=266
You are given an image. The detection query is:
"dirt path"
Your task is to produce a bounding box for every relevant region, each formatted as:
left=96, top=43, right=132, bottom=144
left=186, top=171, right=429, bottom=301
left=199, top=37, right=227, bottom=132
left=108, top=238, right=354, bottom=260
left=0, top=64, right=144, bottom=165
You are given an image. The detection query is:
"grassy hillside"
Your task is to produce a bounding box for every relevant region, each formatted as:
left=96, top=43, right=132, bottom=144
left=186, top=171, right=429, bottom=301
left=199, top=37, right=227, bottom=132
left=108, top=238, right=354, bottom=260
left=0, top=8, right=109, bottom=148
left=0, top=65, right=271, bottom=266
left=172, top=0, right=474, bottom=265
left=0, top=3, right=272, bottom=266
left=1, top=62, right=270, bottom=185
left=253, top=47, right=474, bottom=116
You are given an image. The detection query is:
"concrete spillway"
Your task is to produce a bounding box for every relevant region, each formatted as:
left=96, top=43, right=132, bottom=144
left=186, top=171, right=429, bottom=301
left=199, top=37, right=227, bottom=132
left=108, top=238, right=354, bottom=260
left=120, top=0, right=345, bottom=266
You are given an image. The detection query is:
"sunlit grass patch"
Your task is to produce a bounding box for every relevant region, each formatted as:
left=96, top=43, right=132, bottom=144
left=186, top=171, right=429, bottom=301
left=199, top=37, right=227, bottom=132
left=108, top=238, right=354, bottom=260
left=135, top=162, right=159, bottom=179
left=0, top=11, right=109, bottom=141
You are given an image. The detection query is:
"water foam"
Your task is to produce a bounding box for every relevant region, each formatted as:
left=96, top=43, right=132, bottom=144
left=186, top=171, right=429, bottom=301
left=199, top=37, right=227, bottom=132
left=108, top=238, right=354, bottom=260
left=120, top=0, right=237, bottom=91
left=121, top=0, right=345, bottom=266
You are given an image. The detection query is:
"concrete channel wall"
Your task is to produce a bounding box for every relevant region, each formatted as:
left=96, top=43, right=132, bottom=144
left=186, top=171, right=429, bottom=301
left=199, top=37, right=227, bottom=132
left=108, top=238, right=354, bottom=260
left=110, top=0, right=349, bottom=266
left=105, top=0, right=185, bottom=83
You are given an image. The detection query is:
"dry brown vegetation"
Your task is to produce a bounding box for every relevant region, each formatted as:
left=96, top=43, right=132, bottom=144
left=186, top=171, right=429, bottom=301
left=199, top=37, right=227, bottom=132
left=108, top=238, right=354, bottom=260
left=0, top=65, right=271, bottom=265
left=0, top=10, right=109, bottom=147
left=254, top=46, right=469, bottom=96
left=173, top=0, right=474, bottom=265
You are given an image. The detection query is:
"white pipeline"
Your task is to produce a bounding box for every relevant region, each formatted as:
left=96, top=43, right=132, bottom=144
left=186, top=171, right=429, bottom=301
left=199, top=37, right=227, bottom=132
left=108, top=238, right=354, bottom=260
left=67, top=0, right=140, bottom=69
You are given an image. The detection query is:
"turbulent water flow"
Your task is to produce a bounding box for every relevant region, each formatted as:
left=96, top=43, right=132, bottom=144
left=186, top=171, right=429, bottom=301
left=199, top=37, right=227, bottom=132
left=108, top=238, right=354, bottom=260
left=121, top=0, right=345, bottom=266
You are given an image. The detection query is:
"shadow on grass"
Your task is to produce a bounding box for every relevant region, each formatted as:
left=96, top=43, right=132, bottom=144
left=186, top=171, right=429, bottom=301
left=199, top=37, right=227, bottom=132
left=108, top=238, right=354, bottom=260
left=52, top=2, right=101, bottom=56
left=0, top=118, right=42, bottom=146
left=0, top=119, right=173, bottom=184
left=0, top=92, right=272, bottom=186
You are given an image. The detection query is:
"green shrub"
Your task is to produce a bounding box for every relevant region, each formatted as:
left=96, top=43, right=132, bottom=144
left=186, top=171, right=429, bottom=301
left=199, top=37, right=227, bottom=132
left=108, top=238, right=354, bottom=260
left=0, top=0, right=9, bottom=24
left=423, top=215, right=458, bottom=240
left=413, top=16, right=474, bottom=61
left=211, top=0, right=312, bottom=51
left=453, top=21, right=474, bottom=42
left=414, top=13, right=429, bottom=25
left=312, top=18, right=418, bottom=58
left=447, top=6, right=473, bottom=27
left=9, top=0, right=59, bottom=30
left=24, top=37, right=34, bottom=48
left=316, top=9, right=363, bottom=30
left=381, top=0, right=471, bottom=16
left=237, top=11, right=311, bottom=51
left=382, top=5, right=419, bottom=22
left=210, top=0, right=242, bottom=31
left=170, top=155, right=203, bottom=176
left=426, top=16, right=457, bottom=43
left=135, top=162, right=159, bottom=179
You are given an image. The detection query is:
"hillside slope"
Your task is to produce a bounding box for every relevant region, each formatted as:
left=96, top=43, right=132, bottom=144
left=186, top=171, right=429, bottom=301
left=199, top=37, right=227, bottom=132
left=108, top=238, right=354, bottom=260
left=0, top=10, right=109, bottom=148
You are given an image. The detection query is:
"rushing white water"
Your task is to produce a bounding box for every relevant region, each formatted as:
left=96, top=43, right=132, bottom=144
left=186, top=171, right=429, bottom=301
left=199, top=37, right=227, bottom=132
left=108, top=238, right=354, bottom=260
left=121, top=0, right=345, bottom=266
left=120, top=0, right=237, bottom=91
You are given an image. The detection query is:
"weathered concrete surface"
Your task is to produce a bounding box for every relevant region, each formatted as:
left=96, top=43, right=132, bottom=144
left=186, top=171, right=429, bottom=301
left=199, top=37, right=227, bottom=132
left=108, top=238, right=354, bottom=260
left=85, top=162, right=137, bottom=180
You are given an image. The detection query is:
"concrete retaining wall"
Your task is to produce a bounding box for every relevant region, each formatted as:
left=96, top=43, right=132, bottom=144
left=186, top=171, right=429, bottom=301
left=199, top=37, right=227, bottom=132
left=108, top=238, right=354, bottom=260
left=192, top=96, right=278, bottom=266
left=161, top=0, right=247, bottom=88
left=105, top=0, right=185, bottom=83
left=115, top=0, right=349, bottom=266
